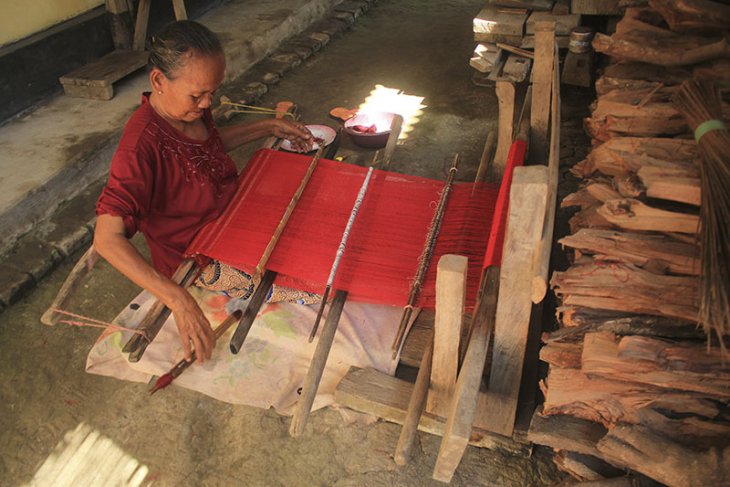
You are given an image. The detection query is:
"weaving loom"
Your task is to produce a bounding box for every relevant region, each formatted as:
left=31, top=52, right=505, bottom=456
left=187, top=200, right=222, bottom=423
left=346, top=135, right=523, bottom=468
left=185, top=148, right=501, bottom=309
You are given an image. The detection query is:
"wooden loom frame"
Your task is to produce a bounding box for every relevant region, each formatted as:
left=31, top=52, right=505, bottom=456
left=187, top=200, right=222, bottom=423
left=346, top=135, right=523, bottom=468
left=334, top=21, right=560, bottom=483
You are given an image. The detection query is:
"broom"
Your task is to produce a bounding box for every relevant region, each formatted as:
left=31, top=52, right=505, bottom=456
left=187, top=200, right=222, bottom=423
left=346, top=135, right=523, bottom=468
left=672, top=79, right=730, bottom=348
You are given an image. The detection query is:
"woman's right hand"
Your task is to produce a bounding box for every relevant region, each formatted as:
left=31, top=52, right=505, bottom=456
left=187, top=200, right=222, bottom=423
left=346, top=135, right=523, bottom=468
left=169, top=287, right=216, bottom=363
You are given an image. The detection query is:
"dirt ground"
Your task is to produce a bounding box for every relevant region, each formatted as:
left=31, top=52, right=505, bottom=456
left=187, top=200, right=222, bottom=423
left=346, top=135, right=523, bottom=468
left=0, top=1, right=566, bottom=485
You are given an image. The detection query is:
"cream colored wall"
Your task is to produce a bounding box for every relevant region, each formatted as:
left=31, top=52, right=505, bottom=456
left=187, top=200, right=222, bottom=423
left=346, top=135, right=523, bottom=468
left=0, top=0, right=104, bottom=46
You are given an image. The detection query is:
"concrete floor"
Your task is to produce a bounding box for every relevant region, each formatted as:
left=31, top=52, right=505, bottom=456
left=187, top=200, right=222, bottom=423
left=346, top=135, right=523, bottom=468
left=0, top=1, right=565, bottom=485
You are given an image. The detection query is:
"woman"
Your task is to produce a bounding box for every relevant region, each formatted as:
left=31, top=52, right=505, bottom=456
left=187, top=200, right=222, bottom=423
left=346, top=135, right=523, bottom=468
left=94, top=20, right=313, bottom=364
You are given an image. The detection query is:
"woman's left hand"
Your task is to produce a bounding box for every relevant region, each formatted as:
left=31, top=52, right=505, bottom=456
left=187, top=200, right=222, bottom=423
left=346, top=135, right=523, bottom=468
left=271, top=119, right=314, bottom=152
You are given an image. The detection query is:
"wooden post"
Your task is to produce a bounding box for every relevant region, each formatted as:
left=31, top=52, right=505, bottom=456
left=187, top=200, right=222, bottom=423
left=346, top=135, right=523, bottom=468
left=532, top=43, right=560, bottom=304
left=172, top=0, right=188, bottom=20
left=394, top=338, right=433, bottom=466
left=427, top=255, right=468, bottom=418
left=105, top=0, right=133, bottom=50
left=493, top=81, right=516, bottom=172
left=132, top=0, right=152, bottom=51
left=432, top=266, right=500, bottom=483
left=529, top=21, right=555, bottom=164
left=381, top=114, right=403, bottom=170
left=482, top=165, right=549, bottom=437
left=290, top=290, right=348, bottom=437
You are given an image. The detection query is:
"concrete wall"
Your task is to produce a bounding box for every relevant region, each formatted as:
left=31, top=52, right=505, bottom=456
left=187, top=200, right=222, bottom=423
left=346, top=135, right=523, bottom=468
left=0, top=0, right=104, bottom=47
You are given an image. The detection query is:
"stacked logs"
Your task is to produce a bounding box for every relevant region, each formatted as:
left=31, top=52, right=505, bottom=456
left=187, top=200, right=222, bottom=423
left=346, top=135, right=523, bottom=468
left=529, top=2, right=730, bottom=486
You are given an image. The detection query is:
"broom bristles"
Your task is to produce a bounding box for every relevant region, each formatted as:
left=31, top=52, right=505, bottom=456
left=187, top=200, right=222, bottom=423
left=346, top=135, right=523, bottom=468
left=672, top=79, right=730, bottom=348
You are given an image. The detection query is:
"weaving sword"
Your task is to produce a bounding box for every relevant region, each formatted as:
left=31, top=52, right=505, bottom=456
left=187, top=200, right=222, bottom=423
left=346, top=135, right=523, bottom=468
left=310, top=166, right=375, bottom=341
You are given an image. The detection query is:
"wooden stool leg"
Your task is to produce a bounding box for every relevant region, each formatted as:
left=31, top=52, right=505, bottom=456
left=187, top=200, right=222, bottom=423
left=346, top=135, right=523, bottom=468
left=133, top=0, right=151, bottom=51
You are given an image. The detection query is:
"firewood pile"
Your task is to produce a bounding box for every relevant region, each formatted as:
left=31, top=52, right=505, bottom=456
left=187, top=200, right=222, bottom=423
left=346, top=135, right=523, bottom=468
left=529, top=1, right=730, bottom=486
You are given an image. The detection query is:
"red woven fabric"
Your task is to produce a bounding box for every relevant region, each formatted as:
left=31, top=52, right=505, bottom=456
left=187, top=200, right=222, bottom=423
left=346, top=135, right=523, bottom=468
left=483, top=139, right=527, bottom=269
left=186, top=149, right=500, bottom=308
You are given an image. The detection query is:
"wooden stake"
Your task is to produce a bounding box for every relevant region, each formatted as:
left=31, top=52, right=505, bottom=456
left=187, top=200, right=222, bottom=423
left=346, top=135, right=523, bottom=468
left=394, top=336, right=433, bottom=466
left=473, top=130, right=497, bottom=187
left=290, top=290, right=348, bottom=437
left=381, top=114, right=403, bottom=170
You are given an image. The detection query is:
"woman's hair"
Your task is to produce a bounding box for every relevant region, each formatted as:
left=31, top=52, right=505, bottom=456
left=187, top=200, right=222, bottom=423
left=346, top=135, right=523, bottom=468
left=148, top=20, right=223, bottom=78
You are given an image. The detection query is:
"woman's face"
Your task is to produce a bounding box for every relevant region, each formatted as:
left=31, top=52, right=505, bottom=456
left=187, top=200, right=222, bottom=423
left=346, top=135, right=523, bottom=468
left=152, top=51, right=226, bottom=123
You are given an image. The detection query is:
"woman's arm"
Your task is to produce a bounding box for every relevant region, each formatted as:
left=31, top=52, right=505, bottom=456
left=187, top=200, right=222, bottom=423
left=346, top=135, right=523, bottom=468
left=217, top=118, right=313, bottom=152
left=93, top=214, right=216, bottom=362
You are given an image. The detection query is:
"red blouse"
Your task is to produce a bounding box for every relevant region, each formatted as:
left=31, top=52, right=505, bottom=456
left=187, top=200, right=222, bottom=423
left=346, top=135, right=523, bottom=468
left=96, top=93, right=238, bottom=277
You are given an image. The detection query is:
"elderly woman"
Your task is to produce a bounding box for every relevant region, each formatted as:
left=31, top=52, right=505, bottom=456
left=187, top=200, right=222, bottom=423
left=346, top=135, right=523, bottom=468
left=94, top=20, right=313, bottom=363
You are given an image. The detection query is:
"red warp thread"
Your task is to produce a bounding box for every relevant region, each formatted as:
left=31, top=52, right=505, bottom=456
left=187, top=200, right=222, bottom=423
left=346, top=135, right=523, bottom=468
left=186, top=149, right=500, bottom=308
left=483, top=139, right=527, bottom=269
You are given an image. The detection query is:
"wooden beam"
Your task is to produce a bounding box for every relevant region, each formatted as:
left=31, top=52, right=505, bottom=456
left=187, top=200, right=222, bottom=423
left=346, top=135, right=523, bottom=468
left=529, top=21, right=555, bottom=164
left=532, top=43, right=559, bottom=304
left=483, top=165, right=549, bottom=437
left=427, top=255, right=468, bottom=418
left=433, top=266, right=500, bottom=483
left=334, top=367, right=529, bottom=453
left=493, top=80, right=516, bottom=171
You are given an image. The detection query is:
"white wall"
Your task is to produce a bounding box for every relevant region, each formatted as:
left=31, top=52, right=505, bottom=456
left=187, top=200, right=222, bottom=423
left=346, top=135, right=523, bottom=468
left=0, top=0, right=104, bottom=46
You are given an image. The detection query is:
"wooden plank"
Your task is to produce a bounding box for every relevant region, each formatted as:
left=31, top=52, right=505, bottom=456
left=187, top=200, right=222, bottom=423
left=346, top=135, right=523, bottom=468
left=433, top=266, right=501, bottom=483
left=499, top=54, right=532, bottom=83
left=526, top=12, right=581, bottom=36
left=60, top=83, right=114, bottom=100
left=532, top=43, right=559, bottom=304
left=133, top=0, right=151, bottom=51
left=474, top=6, right=528, bottom=36
left=493, top=80, right=515, bottom=170
left=529, top=21, right=555, bottom=164
left=427, top=255, right=468, bottom=418
left=394, top=338, right=433, bottom=465
left=571, top=0, right=621, bottom=15
left=334, top=367, right=529, bottom=453
left=470, top=43, right=500, bottom=73
left=484, top=165, right=549, bottom=437
left=60, top=50, right=148, bottom=88
left=490, top=0, right=554, bottom=11
left=399, top=310, right=434, bottom=368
